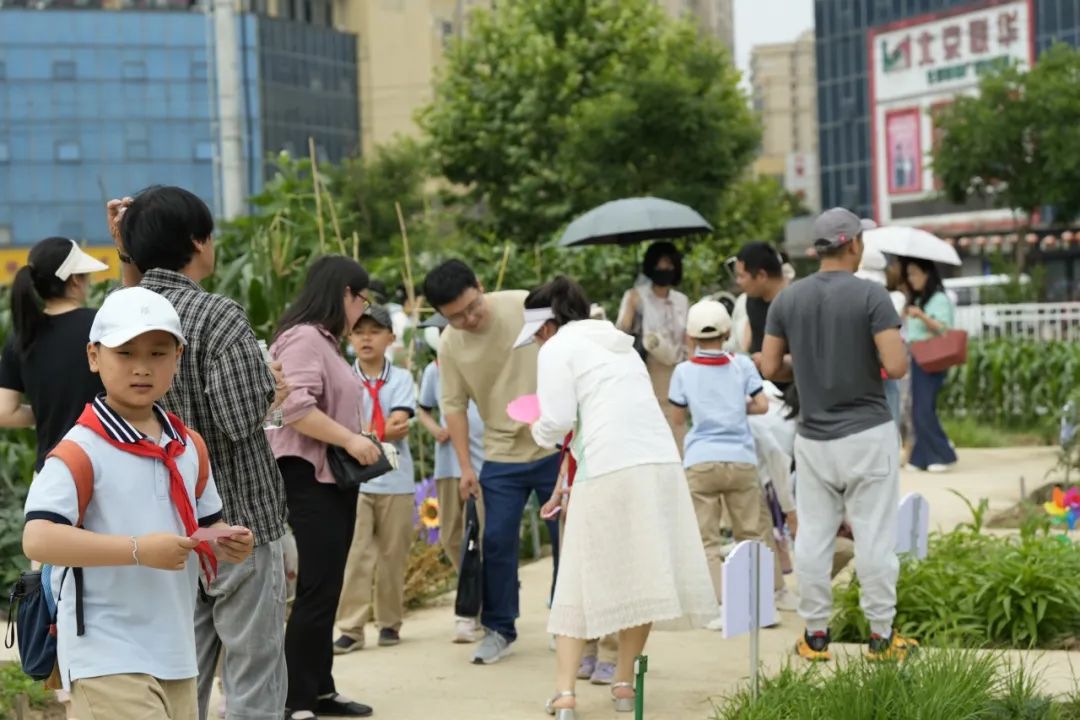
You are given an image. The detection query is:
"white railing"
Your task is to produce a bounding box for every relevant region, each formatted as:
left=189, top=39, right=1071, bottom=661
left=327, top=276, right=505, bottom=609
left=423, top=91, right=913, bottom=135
left=953, top=302, right=1080, bottom=341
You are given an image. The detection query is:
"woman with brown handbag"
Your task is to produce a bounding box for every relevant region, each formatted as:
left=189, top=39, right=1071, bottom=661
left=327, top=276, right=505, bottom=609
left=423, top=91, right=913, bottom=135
left=902, top=258, right=958, bottom=473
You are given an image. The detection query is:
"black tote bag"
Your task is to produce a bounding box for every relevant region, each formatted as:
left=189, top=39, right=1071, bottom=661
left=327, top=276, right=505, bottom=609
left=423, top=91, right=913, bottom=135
left=455, top=497, right=483, bottom=618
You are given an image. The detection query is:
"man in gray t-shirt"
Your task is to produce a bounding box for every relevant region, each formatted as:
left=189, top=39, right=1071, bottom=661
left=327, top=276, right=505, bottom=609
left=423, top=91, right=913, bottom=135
left=760, top=208, right=914, bottom=663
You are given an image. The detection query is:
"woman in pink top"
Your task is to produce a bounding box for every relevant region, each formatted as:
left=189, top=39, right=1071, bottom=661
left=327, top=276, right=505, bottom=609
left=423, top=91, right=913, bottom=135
left=268, top=256, right=381, bottom=720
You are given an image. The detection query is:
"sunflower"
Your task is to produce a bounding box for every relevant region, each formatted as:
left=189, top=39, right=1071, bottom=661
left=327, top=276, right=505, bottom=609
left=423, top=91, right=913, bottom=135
left=419, top=497, right=440, bottom=529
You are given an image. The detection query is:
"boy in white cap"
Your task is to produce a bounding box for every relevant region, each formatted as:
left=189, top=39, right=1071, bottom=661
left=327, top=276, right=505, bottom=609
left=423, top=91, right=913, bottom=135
left=22, top=287, right=253, bottom=720
left=760, top=207, right=913, bottom=662
left=669, top=300, right=789, bottom=629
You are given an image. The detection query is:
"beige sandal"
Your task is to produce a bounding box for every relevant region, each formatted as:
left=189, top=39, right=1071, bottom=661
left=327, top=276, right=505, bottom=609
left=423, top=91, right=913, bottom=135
left=545, top=690, right=576, bottom=720
left=612, top=682, right=635, bottom=713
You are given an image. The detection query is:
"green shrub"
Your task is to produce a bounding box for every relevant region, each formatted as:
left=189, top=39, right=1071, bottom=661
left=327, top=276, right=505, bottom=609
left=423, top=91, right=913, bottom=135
left=714, top=652, right=1065, bottom=720
left=0, top=662, right=56, bottom=717
left=832, top=495, right=1080, bottom=650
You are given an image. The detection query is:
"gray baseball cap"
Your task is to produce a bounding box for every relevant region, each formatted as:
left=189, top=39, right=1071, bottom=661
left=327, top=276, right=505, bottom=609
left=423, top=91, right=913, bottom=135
left=812, top=208, right=875, bottom=251
left=359, top=304, right=394, bottom=330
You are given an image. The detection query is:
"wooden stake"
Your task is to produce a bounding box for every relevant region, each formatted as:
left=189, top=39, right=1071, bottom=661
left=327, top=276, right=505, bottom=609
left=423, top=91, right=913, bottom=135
left=352, top=230, right=361, bottom=261
left=495, top=242, right=512, bottom=291
left=308, top=137, right=326, bottom=254
left=395, top=201, right=416, bottom=305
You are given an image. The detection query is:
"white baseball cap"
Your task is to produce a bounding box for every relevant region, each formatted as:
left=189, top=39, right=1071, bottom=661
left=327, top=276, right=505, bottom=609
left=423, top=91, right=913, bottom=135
left=687, top=300, right=732, bottom=339
left=55, top=240, right=109, bottom=281
left=513, top=307, right=555, bottom=349
left=89, top=287, right=187, bottom=348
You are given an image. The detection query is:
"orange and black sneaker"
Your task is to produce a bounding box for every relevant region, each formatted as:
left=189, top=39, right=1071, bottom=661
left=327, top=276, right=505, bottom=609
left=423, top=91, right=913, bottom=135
left=866, top=630, right=918, bottom=662
left=795, top=629, right=831, bottom=662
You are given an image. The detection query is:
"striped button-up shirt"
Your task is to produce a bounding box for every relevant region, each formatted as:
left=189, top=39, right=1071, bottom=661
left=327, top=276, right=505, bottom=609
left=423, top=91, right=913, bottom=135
left=140, top=269, right=286, bottom=546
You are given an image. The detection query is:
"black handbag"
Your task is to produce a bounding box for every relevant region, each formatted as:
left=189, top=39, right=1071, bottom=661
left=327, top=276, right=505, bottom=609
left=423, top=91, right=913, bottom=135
left=326, top=435, right=393, bottom=491
left=455, top=497, right=483, bottom=618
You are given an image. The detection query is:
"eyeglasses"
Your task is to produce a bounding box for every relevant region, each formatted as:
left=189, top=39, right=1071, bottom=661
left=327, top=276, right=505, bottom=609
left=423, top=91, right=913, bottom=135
left=351, top=289, right=371, bottom=309
left=444, top=294, right=485, bottom=328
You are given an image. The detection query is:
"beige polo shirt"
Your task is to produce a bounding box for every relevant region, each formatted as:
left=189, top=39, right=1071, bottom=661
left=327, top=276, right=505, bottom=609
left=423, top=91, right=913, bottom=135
left=439, top=290, right=554, bottom=464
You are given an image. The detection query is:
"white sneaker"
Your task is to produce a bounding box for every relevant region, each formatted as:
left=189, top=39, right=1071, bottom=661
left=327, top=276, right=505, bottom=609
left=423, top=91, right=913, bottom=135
left=706, top=616, right=725, bottom=632
left=774, top=587, right=799, bottom=612
left=453, top=617, right=481, bottom=644
left=927, top=463, right=951, bottom=473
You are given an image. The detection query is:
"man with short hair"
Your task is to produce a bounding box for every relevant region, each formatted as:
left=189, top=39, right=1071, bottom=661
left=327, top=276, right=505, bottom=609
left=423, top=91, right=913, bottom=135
left=734, top=242, right=788, bottom=355
left=110, top=186, right=290, bottom=719
left=422, top=259, right=560, bottom=665
left=760, top=207, right=915, bottom=663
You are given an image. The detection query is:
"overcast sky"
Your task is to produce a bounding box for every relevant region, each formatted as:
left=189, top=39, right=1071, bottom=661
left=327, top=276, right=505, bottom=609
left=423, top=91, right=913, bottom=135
left=733, top=0, right=815, bottom=85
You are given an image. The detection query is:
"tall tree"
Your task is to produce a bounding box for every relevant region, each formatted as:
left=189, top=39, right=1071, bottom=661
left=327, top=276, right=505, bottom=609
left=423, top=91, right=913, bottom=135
left=422, top=0, right=760, bottom=245
left=933, top=43, right=1080, bottom=229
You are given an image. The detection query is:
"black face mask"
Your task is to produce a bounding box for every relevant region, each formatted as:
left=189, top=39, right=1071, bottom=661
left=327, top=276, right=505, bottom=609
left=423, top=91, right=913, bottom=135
left=648, top=269, right=677, bottom=287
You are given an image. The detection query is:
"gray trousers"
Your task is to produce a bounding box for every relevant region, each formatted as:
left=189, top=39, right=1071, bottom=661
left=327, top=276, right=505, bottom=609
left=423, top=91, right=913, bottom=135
left=195, top=539, right=288, bottom=720
left=793, top=422, right=900, bottom=637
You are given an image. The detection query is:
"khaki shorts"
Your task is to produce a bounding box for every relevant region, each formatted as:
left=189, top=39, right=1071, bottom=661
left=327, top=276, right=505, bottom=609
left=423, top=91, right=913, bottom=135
left=71, top=673, right=197, bottom=720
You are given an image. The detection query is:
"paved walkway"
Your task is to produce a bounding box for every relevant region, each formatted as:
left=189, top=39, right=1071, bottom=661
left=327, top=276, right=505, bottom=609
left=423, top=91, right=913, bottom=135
left=299, top=446, right=1075, bottom=719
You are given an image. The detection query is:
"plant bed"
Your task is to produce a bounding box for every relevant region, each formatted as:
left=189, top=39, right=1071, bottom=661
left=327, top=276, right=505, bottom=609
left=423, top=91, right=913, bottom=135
left=0, top=663, right=64, bottom=720
left=833, top=497, right=1080, bottom=650
left=714, top=651, right=1080, bottom=720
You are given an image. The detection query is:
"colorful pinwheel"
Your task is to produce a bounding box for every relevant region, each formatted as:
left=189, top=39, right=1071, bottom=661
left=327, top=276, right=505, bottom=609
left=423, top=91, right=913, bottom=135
left=1043, top=486, right=1080, bottom=530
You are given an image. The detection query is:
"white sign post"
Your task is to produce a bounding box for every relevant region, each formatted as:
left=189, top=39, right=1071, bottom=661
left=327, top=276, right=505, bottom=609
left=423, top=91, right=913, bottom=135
left=895, top=492, right=930, bottom=559
left=721, top=541, right=776, bottom=699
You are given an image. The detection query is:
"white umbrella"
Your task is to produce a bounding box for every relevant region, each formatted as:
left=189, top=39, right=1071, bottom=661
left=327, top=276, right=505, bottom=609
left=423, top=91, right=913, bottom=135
left=863, top=226, right=961, bottom=266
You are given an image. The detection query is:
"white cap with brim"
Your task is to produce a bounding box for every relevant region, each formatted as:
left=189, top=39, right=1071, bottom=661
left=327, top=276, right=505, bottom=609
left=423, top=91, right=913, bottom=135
left=89, top=287, right=187, bottom=348
left=55, top=240, right=109, bottom=281
left=513, top=307, right=555, bottom=349
left=687, top=299, right=732, bottom=339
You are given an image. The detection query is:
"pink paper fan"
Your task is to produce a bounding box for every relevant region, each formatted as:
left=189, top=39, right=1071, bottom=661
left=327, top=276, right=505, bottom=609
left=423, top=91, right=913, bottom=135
left=507, top=394, right=541, bottom=424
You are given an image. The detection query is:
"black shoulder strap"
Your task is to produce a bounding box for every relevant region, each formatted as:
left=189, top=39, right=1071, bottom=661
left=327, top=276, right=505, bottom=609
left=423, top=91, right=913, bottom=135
left=53, top=566, right=83, bottom=636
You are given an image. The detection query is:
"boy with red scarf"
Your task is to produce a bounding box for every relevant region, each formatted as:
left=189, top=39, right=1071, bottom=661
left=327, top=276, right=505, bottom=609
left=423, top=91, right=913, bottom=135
left=668, top=299, right=782, bottom=631
left=335, top=305, right=416, bottom=652
left=23, top=287, right=252, bottom=719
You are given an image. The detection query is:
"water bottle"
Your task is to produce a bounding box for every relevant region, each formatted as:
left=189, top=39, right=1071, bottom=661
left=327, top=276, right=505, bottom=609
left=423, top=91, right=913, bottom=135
left=258, top=340, right=284, bottom=429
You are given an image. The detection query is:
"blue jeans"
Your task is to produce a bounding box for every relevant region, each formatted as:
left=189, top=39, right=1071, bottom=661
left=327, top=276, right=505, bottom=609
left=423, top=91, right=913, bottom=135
left=884, top=379, right=902, bottom=428
left=479, top=454, right=561, bottom=642
left=909, top=361, right=958, bottom=469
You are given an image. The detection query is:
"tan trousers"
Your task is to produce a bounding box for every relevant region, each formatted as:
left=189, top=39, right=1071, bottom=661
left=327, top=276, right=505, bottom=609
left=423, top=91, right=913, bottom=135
left=647, top=356, right=686, bottom=454
left=687, top=461, right=783, bottom=602
left=71, top=674, right=197, bottom=720
left=337, top=493, right=414, bottom=639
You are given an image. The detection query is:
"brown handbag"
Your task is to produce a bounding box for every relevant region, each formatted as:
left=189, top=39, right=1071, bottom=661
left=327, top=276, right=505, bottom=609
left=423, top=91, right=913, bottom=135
left=910, top=329, right=968, bottom=373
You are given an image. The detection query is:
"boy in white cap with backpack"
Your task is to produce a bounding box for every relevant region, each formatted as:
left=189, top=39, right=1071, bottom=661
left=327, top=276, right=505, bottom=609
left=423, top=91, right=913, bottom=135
left=668, top=299, right=793, bottom=629
left=22, top=287, right=253, bottom=720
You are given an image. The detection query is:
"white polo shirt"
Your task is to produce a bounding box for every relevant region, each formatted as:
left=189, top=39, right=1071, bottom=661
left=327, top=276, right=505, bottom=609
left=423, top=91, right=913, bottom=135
left=24, top=397, right=223, bottom=689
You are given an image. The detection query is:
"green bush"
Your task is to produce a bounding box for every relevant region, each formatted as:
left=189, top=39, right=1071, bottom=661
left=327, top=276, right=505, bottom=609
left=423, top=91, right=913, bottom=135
left=942, top=339, right=1080, bottom=431
left=0, top=662, right=56, bottom=717
left=832, top=495, right=1080, bottom=650
left=715, top=652, right=1067, bottom=720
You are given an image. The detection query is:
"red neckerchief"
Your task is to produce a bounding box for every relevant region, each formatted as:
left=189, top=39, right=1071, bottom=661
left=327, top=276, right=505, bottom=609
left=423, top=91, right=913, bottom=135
left=690, top=352, right=733, bottom=366
left=75, top=404, right=217, bottom=584
left=558, top=431, right=578, bottom=488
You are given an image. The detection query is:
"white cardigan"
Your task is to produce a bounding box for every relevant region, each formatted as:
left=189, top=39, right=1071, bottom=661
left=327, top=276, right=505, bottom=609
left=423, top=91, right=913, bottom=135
left=530, top=320, right=681, bottom=480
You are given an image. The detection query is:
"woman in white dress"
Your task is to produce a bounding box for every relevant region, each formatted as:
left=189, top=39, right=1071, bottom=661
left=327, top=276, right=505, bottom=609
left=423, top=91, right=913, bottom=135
left=515, top=277, right=717, bottom=719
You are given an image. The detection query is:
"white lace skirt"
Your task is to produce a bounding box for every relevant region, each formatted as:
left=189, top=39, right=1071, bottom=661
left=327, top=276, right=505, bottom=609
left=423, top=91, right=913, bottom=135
left=547, top=463, right=720, bottom=639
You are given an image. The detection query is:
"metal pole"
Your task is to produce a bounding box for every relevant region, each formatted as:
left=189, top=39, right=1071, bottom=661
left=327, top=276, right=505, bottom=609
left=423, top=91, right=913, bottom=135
left=213, top=0, right=247, bottom=220
left=634, top=655, right=648, bottom=719
left=750, top=542, right=760, bottom=700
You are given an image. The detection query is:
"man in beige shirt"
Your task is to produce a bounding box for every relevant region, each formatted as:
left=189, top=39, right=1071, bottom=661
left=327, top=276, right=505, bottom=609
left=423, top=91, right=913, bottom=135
left=423, top=260, right=561, bottom=666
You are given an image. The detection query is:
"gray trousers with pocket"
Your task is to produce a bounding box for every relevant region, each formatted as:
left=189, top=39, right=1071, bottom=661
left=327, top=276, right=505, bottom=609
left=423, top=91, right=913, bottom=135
left=195, top=539, right=288, bottom=720
left=794, top=422, right=900, bottom=637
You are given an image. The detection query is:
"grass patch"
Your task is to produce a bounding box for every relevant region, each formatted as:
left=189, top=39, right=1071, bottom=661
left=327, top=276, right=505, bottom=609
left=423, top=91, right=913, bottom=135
left=941, top=416, right=1049, bottom=448
left=0, top=662, right=60, bottom=719
left=832, top=495, right=1080, bottom=650
left=714, top=651, right=1074, bottom=720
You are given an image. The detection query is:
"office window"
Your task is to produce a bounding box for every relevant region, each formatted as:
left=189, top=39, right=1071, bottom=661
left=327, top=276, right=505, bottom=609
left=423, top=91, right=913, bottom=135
left=126, top=140, right=150, bottom=160
left=0, top=141, right=9, bottom=164
left=123, top=61, right=147, bottom=81
left=191, top=61, right=208, bottom=80
left=194, top=140, right=215, bottom=162
left=52, top=61, right=77, bottom=81
left=56, top=140, right=81, bottom=163
left=59, top=221, right=85, bottom=240
left=0, top=62, right=6, bottom=80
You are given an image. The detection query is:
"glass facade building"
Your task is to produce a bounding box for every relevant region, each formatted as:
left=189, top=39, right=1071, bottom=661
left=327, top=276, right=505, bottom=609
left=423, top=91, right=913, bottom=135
left=0, top=6, right=358, bottom=254
left=815, top=0, right=1080, bottom=218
